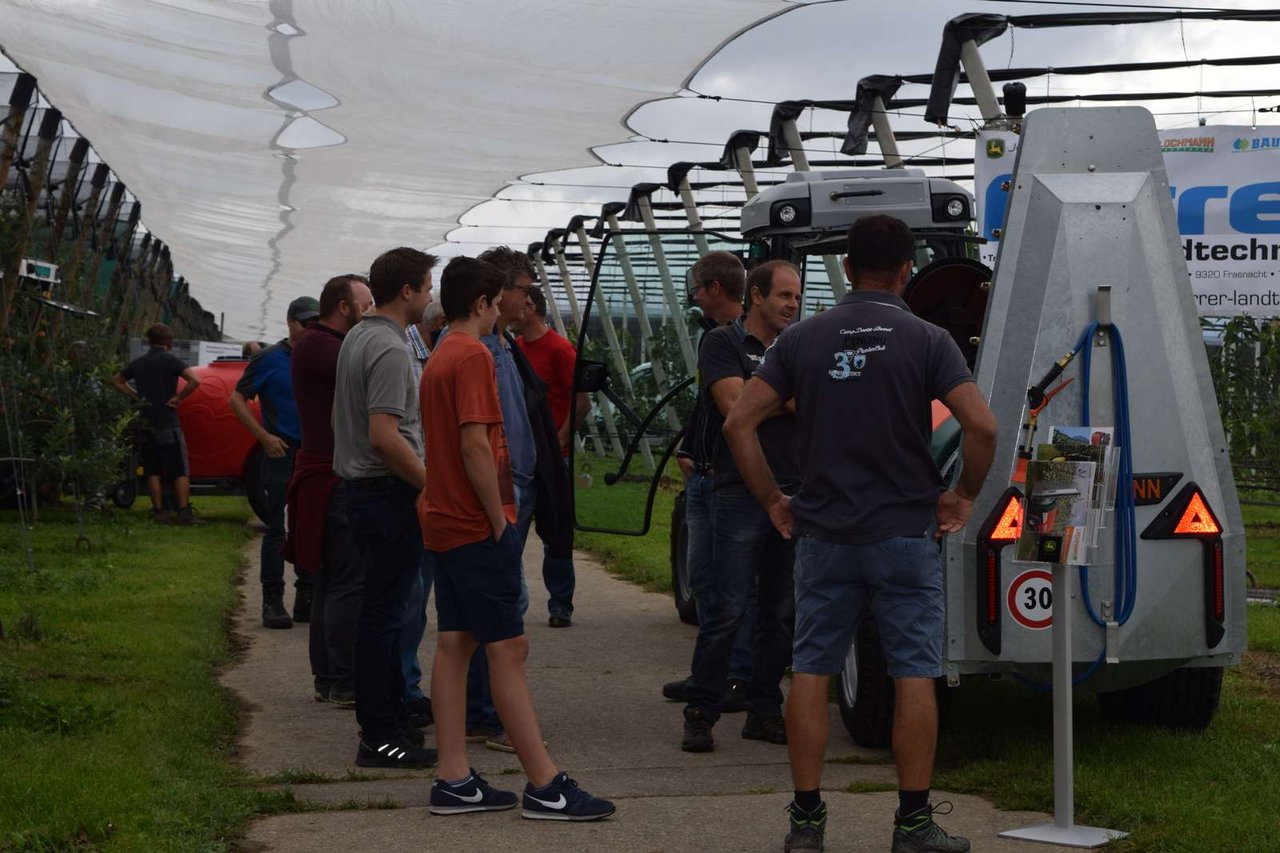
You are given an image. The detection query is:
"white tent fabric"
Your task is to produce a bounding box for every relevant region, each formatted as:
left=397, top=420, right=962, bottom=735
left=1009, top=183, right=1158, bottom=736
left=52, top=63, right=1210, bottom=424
left=0, top=0, right=791, bottom=339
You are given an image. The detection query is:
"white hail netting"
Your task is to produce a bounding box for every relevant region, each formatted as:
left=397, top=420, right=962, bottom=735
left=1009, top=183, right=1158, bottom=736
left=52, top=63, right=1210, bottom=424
left=0, top=0, right=789, bottom=339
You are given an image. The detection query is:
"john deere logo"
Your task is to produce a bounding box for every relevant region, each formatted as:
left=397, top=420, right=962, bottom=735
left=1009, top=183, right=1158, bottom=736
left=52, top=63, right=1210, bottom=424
left=986, top=138, right=1006, bottom=158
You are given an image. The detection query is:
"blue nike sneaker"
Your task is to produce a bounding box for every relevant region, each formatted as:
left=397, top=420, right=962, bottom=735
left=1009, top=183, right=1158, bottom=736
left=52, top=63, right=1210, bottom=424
left=521, top=771, right=615, bottom=821
left=429, top=769, right=518, bottom=815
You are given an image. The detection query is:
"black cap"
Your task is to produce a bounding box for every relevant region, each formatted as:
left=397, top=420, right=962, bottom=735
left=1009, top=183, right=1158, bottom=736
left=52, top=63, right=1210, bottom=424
left=287, top=296, right=320, bottom=322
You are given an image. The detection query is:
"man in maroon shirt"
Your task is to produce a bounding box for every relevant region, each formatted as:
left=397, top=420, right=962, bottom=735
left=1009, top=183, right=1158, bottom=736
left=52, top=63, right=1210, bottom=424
left=285, top=273, right=374, bottom=705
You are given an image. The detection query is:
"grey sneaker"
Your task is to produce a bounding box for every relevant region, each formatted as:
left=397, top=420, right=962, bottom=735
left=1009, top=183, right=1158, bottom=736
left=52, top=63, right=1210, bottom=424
left=784, top=800, right=826, bottom=851
left=891, top=802, right=970, bottom=853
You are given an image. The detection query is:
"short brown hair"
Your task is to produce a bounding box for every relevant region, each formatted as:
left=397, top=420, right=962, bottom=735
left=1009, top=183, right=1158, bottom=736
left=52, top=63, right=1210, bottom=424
left=319, top=273, right=368, bottom=318
left=477, top=245, right=537, bottom=288
left=145, top=323, right=172, bottom=348
left=690, top=250, right=745, bottom=302
left=439, top=257, right=506, bottom=322
left=368, top=247, right=438, bottom=306
left=746, top=260, right=800, bottom=305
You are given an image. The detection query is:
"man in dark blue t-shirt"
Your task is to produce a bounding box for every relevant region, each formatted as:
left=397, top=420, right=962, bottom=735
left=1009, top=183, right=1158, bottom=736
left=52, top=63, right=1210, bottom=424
left=231, top=296, right=316, bottom=629
left=724, top=216, right=997, bottom=853
left=681, top=260, right=801, bottom=756
left=112, top=323, right=201, bottom=525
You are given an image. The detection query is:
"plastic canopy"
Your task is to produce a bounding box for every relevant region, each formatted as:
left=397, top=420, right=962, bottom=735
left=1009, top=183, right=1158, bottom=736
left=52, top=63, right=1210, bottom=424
left=0, top=0, right=790, bottom=339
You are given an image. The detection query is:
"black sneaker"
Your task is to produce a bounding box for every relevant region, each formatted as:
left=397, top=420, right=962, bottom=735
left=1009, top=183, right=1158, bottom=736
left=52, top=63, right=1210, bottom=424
left=785, top=800, right=827, bottom=852
left=401, top=726, right=426, bottom=747
left=328, top=688, right=356, bottom=708
left=718, top=678, right=749, bottom=713
left=262, top=594, right=293, bottom=630
left=430, top=769, right=518, bottom=815
left=354, top=735, right=437, bottom=769
left=662, top=677, right=693, bottom=702
left=406, top=696, right=433, bottom=728
left=681, top=707, right=715, bottom=753
left=891, top=802, right=970, bottom=853
left=292, top=584, right=313, bottom=623
left=741, top=712, right=787, bottom=744
left=521, top=771, right=615, bottom=821
left=548, top=614, right=572, bottom=628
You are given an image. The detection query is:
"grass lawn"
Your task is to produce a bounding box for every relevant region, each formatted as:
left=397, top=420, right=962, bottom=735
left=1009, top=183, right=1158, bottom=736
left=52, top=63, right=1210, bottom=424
left=573, top=481, right=1280, bottom=852
left=0, top=497, right=295, bottom=851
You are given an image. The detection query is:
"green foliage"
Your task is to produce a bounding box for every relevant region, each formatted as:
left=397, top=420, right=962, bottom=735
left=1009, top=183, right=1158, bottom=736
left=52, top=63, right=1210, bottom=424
left=1206, top=317, right=1280, bottom=491
left=0, top=312, right=134, bottom=504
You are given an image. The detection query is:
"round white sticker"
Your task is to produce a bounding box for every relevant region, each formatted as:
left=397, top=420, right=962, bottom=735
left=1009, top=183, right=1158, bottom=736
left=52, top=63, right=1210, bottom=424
left=1008, top=568, right=1054, bottom=630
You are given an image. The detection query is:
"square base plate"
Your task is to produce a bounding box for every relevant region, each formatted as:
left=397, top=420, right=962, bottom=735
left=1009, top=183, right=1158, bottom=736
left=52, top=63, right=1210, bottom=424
left=999, top=823, right=1127, bottom=848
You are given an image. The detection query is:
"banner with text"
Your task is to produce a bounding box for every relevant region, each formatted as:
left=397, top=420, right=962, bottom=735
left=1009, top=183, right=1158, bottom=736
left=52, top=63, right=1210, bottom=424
left=975, top=126, right=1280, bottom=316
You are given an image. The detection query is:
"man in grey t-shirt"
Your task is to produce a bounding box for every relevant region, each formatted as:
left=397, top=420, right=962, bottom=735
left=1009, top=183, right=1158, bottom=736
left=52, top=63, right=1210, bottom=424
left=724, top=216, right=997, bottom=853
left=333, top=246, right=437, bottom=770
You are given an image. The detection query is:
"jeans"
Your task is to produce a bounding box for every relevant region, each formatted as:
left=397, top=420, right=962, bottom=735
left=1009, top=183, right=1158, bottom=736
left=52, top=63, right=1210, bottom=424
left=259, top=445, right=309, bottom=597
left=400, top=551, right=435, bottom=703
left=465, top=479, right=536, bottom=731
left=515, top=473, right=576, bottom=618
left=346, top=475, right=424, bottom=740
left=687, top=485, right=795, bottom=723
left=685, top=472, right=755, bottom=682
left=310, top=481, right=363, bottom=695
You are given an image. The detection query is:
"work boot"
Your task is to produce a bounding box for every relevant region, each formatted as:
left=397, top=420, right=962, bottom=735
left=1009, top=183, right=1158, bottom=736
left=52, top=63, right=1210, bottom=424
left=681, top=707, right=715, bottom=753
left=292, top=583, right=313, bottom=623
left=262, top=590, right=293, bottom=629
left=891, top=802, right=970, bottom=853
left=173, top=505, right=205, bottom=526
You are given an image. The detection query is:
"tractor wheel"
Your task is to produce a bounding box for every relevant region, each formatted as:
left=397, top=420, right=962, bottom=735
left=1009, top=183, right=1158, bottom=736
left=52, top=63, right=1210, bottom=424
left=837, top=617, right=894, bottom=748
left=670, top=490, right=698, bottom=625
left=1096, top=666, right=1223, bottom=731
left=110, top=477, right=137, bottom=509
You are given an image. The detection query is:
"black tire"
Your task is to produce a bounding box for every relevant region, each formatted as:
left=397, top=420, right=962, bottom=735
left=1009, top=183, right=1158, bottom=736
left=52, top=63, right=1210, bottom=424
left=242, top=447, right=271, bottom=522
left=837, top=617, right=894, bottom=748
left=1096, top=666, right=1223, bottom=731
left=110, top=478, right=137, bottom=509
left=670, top=490, right=698, bottom=625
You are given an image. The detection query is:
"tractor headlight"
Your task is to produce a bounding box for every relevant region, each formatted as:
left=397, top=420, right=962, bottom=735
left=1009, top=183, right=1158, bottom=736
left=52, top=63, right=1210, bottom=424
left=770, top=197, right=810, bottom=228
left=931, top=193, right=970, bottom=222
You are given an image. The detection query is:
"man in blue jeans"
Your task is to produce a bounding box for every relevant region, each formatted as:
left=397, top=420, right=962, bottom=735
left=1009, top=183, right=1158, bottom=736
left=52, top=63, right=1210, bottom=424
left=724, top=216, right=997, bottom=853
left=333, top=246, right=438, bottom=769
left=231, top=296, right=317, bottom=629
left=681, top=260, right=801, bottom=753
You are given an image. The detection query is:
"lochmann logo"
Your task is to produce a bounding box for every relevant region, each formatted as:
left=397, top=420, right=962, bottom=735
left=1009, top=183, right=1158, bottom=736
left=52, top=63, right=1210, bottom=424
left=1232, top=136, right=1280, bottom=153
left=1161, top=136, right=1215, bottom=153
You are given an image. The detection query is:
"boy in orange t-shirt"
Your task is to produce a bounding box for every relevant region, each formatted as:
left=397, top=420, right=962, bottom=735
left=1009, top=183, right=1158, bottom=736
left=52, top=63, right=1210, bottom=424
left=420, top=256, right=614, bottom=822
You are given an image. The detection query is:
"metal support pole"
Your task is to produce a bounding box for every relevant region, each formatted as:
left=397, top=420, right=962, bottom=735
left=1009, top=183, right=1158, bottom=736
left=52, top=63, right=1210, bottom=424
left=47, top=137, right=89, bottom=257
left=734, top=146, right=760, bottom=198
left=550, top=236, right=583, bottom=331
left=2, top=108, right=61, bottom=331
left=576, top=223, right=654, bottom=471
left=531, top=253, right=568, bottom=337
left=960, top=40, right=1004, bottom=125
left=635, top=195, right=697, bottom=374
left=65, top=163, right=109, bottom=307
left=870, top=96, right=904, bottom=168
left=780, top=118, right=810, bottom=171
left=999, top=563, right=1126, bottom=848
left=676, top=177, right=711, bottom=256
left=85, top=182, right=126, bottom=311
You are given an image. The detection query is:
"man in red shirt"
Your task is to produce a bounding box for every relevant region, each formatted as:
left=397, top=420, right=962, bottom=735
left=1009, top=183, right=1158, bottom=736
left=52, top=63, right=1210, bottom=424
left=513, top=285, right=588, bottom=627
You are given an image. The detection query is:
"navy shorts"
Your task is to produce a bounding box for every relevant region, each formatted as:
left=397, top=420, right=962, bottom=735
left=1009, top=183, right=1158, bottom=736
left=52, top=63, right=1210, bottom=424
left=139, top=427, right=189, bottom=479
left=432, top=524, right=525, bottom=644
left=792, top=534, right=944, bottom=678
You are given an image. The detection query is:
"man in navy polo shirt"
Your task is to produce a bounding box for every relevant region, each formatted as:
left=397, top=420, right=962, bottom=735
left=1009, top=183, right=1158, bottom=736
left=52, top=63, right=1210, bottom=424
left=724, top=216, right=997, bottom=853
left=231, top=296, right=318, bottom=629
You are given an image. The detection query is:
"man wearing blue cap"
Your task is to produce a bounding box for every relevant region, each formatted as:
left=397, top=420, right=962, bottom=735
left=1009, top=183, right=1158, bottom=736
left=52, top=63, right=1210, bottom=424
left=231, top=296, right=318, bottom=629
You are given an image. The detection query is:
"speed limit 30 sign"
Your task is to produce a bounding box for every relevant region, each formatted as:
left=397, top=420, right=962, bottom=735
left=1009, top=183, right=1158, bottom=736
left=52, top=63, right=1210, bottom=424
left=1008, top=568, right=1054, bottom=630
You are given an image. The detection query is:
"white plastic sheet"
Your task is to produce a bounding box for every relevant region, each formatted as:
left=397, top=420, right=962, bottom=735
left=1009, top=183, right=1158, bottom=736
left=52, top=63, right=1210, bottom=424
left=0, top=0, right=789, bottom=338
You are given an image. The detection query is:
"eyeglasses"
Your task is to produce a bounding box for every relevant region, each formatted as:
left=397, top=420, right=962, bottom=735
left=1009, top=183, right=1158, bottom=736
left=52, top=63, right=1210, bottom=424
left=686, top=282, right=707, bottom=301
left=508, top=282, right=531, bottom=295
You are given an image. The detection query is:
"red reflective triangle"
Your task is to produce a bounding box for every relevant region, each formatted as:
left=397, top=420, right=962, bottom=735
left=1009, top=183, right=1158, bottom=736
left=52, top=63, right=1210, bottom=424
left=990, top=496, right=1024, bottom=543
left=1174, top=491, right=1221, bottom=536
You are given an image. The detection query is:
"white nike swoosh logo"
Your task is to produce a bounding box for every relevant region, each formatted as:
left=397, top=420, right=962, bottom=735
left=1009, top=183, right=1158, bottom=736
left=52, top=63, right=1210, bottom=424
left=527, top=794, right=567, bottom=809
left=443, top=788, right=484, bottom=803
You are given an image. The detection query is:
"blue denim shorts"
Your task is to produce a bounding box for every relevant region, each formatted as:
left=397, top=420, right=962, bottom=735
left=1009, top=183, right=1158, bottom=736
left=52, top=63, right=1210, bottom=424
left=792, top=535, right=944, bottom=678
left=432, top=524, right=525, bottom=644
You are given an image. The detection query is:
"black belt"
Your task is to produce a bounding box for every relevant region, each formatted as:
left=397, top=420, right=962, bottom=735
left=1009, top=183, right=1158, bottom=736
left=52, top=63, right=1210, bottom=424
left=692, top=462, right=714, bottom=474
left=344, top=474, right=408, bottom=490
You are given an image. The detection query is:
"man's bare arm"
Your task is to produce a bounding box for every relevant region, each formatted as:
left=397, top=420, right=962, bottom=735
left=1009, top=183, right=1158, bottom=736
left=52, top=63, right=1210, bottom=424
left=229, top=391, right=287, bottom=458
left=722, top=377, right=792, bottom=537
left=369, top=412, right=425, bottom=490
left=168, top=368, right=201, bottom=408
left=460, top=422, right=508, bottom=539
left=111, top=373, right=139, bottom=401
left=936, top=381, right=998, bottom=535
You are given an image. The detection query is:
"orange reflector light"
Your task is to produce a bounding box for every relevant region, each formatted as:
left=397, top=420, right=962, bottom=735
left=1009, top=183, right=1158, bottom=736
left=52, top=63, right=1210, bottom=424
left=1173, top=491, right=1221, bottom=536
left=989, top=495, right=1024, bottom=543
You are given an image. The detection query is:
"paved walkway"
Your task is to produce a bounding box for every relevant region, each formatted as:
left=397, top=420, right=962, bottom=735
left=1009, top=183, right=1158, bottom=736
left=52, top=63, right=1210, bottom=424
left=226, top=534, right=1050, bottom=852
